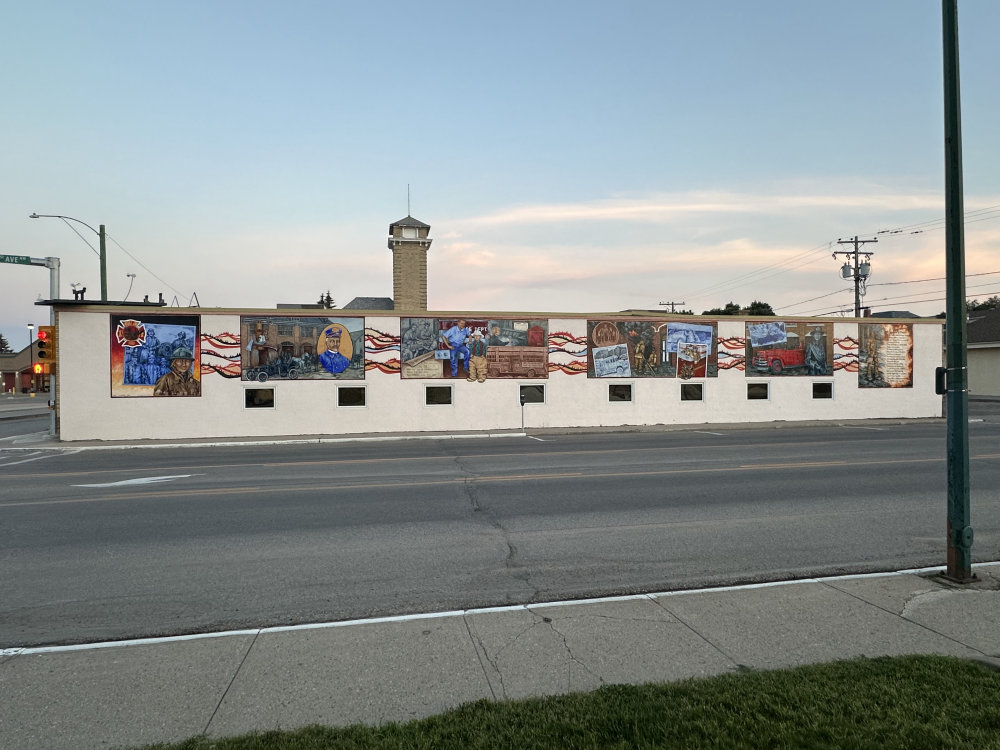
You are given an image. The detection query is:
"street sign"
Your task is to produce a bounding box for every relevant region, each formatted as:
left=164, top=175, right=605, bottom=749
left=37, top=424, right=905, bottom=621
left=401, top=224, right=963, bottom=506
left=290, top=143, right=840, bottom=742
left=0, top=254, right=32, bottom=265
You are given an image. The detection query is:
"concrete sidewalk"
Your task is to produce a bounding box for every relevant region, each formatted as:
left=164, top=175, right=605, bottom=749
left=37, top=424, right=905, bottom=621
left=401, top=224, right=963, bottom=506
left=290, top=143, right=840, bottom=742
left=1, top=564, right=997, bottom=750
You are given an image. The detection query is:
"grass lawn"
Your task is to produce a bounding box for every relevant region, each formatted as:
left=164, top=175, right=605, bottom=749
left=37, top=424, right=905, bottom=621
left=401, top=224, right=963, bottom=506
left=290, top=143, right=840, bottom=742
left=137, top=655, right=1000, bottom=750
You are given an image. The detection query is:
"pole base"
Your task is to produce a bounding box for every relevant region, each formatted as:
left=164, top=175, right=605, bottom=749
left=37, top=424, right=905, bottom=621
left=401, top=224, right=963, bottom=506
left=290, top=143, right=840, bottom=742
left=937, top=572, right=978, bottom=585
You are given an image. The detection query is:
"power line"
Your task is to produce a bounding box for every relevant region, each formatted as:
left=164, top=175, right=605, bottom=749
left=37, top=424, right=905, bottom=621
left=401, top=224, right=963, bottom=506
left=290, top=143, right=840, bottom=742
left=867, top=269, right=1000, bottom=288
left=684, top=241, right=834, bottom=305
left=779, top=270, right=1000, bottom=314
left=104, top=233, right=188, bottom=300
left=58, top=219, right=101, bottom=259
left=687, top=205, right=1000, bottom=310
left=775, top=288, right=853, bottom=312
left=874, top=204, right=1000, bottom=236
left=807, top=285, right=1000, bottom=316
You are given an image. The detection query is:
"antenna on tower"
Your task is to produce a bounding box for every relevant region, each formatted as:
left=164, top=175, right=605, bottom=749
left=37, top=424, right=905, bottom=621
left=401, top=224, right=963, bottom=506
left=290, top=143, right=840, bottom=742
left=407, top=184, right=411, bottom=216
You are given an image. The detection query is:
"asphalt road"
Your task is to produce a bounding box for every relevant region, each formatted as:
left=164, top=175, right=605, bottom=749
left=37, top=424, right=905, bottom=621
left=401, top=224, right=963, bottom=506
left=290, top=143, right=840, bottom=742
left=0, top=413, right=49, bottom=440
left=1, top=412, right=999, bottom=647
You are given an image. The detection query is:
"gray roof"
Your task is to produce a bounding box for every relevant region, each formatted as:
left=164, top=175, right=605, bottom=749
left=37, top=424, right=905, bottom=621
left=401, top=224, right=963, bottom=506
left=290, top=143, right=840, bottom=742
left=869, top=310, right=920, bottom=318
left=342, top=296, right=395, bottom=310
left=968, top=308, right=1000, bottom=344
left=389, top=215, right=430, bottom=230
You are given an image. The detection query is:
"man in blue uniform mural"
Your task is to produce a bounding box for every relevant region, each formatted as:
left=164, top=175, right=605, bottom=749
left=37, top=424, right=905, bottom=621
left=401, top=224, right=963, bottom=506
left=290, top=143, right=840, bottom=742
left=441, top=319, right=471, bottom=378
left=319, top=326, right=351, bottom=374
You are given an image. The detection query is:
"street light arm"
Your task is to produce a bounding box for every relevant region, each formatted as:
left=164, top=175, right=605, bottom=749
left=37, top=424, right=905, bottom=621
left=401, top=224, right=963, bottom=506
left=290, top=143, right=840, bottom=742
left=29, top=212, right=108, bottom=302
left=29, top=213, right=101, bottom=237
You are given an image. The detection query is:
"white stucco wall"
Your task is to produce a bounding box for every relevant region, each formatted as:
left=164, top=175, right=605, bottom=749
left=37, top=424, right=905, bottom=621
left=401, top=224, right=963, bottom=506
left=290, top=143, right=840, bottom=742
left=53, top=308, right=943, bottom=442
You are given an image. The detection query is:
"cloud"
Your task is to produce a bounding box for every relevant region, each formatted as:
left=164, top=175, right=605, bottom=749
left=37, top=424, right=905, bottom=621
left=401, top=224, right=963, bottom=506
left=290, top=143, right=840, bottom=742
left=445, top=188, right=955, bottom=230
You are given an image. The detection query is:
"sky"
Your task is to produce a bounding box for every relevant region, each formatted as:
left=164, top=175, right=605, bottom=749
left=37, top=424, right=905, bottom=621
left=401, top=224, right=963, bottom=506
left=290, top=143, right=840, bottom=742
left=2, top=0, right=999, bottom=351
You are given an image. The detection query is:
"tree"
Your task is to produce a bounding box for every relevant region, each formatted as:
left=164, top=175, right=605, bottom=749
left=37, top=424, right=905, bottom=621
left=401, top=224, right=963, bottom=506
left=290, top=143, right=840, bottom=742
left=317, top=291, right=336, bottom=309
left=0, top=333, right=11, bottom=353
left=968, top=296, right=1000, bottom=312
left=937, top=296, right=1000, bottom=317
left=702, top=301, right=743, bottom=315
left=701, top=300, right=775, bottom=316
left=744, top=300, right=775, bottom=316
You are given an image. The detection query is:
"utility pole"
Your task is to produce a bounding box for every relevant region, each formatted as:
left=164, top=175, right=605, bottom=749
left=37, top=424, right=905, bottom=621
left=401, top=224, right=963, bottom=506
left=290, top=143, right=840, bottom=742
left=833, top=237, right=877, bottom=316
left=659, top=301, right=686, bottom=313
left=942, top=0, right=972, bottom=582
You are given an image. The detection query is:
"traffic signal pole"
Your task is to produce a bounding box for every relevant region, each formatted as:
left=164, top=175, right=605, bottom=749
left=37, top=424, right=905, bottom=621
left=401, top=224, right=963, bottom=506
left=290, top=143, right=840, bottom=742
left=1, top=253, right=60, bottom=433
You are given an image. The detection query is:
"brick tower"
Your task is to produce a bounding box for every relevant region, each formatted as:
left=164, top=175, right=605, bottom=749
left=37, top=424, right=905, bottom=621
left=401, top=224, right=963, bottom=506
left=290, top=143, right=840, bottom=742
left=388, top=215, right=432, bottom=311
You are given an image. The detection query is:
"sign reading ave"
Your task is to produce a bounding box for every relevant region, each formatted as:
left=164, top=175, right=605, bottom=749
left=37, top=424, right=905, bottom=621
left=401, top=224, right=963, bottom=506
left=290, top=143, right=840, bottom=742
left=0, top=254, right=32, bottom=265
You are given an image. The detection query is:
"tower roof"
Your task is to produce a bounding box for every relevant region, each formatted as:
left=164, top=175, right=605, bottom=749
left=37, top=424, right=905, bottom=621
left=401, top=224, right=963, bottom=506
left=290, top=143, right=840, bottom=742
left=389, top=215, right=430, bottom=231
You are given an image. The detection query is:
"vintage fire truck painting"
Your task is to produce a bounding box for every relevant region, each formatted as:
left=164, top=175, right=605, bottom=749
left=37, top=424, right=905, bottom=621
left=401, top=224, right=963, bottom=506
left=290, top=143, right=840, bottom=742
left=747, top=321, right=832, bottom=377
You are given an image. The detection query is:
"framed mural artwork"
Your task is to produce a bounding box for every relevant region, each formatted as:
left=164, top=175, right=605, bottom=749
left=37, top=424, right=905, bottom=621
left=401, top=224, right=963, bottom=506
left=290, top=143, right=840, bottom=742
left=240, top=316, right=365, bottom=381
left=111, top=314, right=201, bottom=397
left=664, top=321, right=717, bottom=378
left=587, top=319, right=718, bottom=378
left=746, top=321, right=833, bottom=377
left=401, top=318, right=548, bottom=379
left=859, top=323, right=914, bottom=388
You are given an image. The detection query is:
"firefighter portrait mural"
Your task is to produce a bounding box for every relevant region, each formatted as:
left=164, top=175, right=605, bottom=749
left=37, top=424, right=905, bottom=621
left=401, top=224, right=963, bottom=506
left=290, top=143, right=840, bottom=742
left=859, top=323, right=913, bottom=388
left=111, top=314, right=201, bottom=397
left=746, top=321, right=833, bottom=376
left=400, top=317, right=548, bottom=379
left=240, top=316, right=365, bottom=381
left=587, top=319, right=718, bottom=378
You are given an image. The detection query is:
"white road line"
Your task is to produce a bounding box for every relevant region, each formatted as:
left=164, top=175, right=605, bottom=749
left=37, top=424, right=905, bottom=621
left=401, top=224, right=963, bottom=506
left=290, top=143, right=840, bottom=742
left=72, top=474, right=198, bottom=488
left=0, top=452, right=63, bottom=467
left=694, top=431, right=726, bottom=436
left=4, top=562, right=996, bottom=657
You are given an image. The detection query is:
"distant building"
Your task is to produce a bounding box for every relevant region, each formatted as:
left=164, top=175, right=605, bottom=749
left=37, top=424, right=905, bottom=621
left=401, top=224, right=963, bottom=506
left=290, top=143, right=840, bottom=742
left=343, top=297, right=395, bottom=310
left=868, top=310, right=921, bottom=318
left=968, top=308, right=1000, bottom=397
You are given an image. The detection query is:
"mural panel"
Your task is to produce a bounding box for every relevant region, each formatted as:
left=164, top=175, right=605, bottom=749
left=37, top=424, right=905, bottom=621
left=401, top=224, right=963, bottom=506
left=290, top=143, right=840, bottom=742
left=859, top=323, right=913, bottom=388
left=548, top=328, right=588, bottom=375
left=364, top=326, right=401, bottom=375
left=587, top=319, right=718, bottom=378
left=201, top=330, right=241, bottom=378
left=111, top=314, right=201, bottom=397
left=401, top=317, right=548, bottom=379
left=240, top=316, right=365, bottom=381
left=745, top=321, right=832, bottom=377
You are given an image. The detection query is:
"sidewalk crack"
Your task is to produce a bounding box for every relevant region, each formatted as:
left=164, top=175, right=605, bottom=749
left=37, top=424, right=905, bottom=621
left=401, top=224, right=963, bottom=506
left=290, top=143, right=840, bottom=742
left=463, top=616, right=500, bottom=701
left=527, top=609, right=603, bottom=690
left=818, top=580, right=993, bottom=659
left=202, top=630, right=261, bottom=736
left=648, top=596, right=744, bottom=668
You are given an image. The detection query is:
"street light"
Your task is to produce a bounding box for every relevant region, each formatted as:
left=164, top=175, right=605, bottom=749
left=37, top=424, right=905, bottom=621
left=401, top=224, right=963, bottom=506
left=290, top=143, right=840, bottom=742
left=29, top=213, right=107, bottom=301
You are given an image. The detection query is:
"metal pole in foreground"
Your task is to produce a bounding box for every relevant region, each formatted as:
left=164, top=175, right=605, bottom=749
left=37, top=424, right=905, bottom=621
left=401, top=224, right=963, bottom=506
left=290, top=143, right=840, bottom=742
left=942, top=0, right=973, bottom=582
left=99, top=224, right=108, bottom=302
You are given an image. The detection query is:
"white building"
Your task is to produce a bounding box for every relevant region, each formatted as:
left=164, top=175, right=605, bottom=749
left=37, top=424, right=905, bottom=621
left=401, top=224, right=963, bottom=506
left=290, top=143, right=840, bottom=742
left=40, top=216, right=943, bottom=441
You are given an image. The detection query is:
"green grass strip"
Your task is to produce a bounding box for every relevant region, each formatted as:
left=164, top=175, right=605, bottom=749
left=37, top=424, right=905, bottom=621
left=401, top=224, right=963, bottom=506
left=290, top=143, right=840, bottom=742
left=135, top=655, right=1000, bottom=750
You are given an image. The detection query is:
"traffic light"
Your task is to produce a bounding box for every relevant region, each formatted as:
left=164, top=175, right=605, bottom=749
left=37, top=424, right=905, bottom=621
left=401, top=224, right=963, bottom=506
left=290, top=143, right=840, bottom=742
left=36, top=325, right=57, bottom=361
left=33, top=363, right=43, bottom=375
